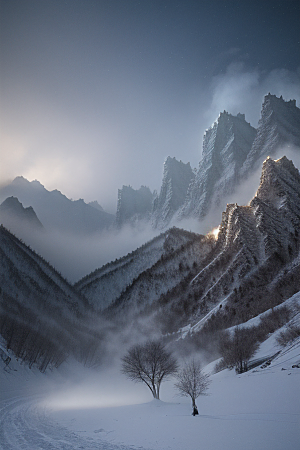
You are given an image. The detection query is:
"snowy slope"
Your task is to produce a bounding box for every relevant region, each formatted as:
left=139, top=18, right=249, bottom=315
left=75, top=228, right=202, bottom=311
left=1, top=322, right=299, bottom=450
left=0, top=226, right=107, bottom=371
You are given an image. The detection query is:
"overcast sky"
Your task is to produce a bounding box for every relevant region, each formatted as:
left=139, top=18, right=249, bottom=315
left=1, top=0, right=300, bottom=213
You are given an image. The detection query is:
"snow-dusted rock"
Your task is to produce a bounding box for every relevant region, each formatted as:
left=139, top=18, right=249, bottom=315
left=241, top=94, right=300, bottom=175
left=152, top=156, right=195, bottom=229
left=179, top=112, right=256, bottom=221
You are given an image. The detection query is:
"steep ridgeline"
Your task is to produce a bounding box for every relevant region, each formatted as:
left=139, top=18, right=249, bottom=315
left=0, top=176, right=114, bottom=235
left=0, top=196, right=44, bottom=231
left=105, top=156, right=300, bottom=335
left=74, top=228, right=208, bottom=311
left=103, top=230, right=214, bottom=323
left=0, top=226, right=104, bottom=371
left=116, top=185, right=154, bottom=227
left=178, top=112, right=256, bottom=221
left=152, top=157, right=195, bottom=229
left=241, top=94, right=300, bottom=176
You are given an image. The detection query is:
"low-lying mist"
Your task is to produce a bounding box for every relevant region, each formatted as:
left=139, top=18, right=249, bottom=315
left=2, top=221, right=159, bottom=283
left=43, top=363, right=151, bottom=411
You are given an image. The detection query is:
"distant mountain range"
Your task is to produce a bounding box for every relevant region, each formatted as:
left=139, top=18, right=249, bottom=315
left=0, top=176, right=114, bottom=235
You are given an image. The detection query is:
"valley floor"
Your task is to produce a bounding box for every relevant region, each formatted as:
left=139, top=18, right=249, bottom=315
left=0, top=335, right=299, bottom=450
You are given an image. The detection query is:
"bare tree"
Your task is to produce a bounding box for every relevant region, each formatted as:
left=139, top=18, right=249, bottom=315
left=219, top=327, right=259, bottom=373
left=175, top=359, right=210, bottom=415
left=121, top=339, right=178, bottom=399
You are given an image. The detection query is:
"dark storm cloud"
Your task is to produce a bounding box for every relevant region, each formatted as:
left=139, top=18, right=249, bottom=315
left=1, top=0, right=299, bottom=212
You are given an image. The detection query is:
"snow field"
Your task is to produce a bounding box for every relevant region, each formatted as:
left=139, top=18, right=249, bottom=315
left=1, top=323, right=299, bottom=450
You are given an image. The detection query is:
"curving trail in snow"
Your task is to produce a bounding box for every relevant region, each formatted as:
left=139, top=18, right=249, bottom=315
left=0, top=395, right=139, bottom=450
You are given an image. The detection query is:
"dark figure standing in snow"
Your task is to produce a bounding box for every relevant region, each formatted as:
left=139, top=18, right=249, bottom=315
left=192, top=405, right=199, bottom=416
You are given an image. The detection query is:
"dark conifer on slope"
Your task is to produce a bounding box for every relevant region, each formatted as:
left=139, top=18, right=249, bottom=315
left=0, top=226, right=105, bottom=371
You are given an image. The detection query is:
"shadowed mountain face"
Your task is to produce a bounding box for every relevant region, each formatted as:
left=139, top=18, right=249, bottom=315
left=116, top=185, right=154, bottom=227
left=75, top=227, right=208, bottom=311
left=0, top=196, right=44, bottom=231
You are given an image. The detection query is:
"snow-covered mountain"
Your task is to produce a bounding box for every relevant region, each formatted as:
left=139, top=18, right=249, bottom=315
left=99, top=156, right=300, bottom=336
left=0, top=176, right=114, bottom=235
left=152, top=156, right=195, bottom=229
left=116, top=185, right=154, bottom=227
left=1, top=155, right=299, bottom=374
left=179, top=112, right=256, bottom=221
left=117, top=94, right=299, bottom=231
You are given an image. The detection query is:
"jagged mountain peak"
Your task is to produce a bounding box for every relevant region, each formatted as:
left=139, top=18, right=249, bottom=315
left=254, top=156, right=300, bottom=206
left=179, top=111, right=256, bottom=220
left=88, top=200, right=104, bottom=211
left=263, top=93, right=297, bottom=109
left=241, top=94, right=300, bottom=176
left=152, top=157, right=195, bottom=228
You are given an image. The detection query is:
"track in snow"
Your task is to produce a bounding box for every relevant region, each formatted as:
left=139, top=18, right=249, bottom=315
left=0, top=395, right=143, bottom=450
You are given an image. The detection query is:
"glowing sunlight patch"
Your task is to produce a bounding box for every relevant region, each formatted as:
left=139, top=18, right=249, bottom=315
left=211, top=226, right=220, bottom=239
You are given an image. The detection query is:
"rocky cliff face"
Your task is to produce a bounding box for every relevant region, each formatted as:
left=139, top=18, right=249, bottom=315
left=179, top=112, right=256, bottom=221
left=152, top=156, right=195, bottom=229
left=116, top=185, right=154, bottom=227
left=241, top=94, right=300, bottom=176
left=149, top=95, right=300, bottom=229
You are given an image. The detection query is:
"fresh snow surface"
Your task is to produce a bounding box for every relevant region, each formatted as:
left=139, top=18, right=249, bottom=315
left=1, top=331, right=299, bottom=450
